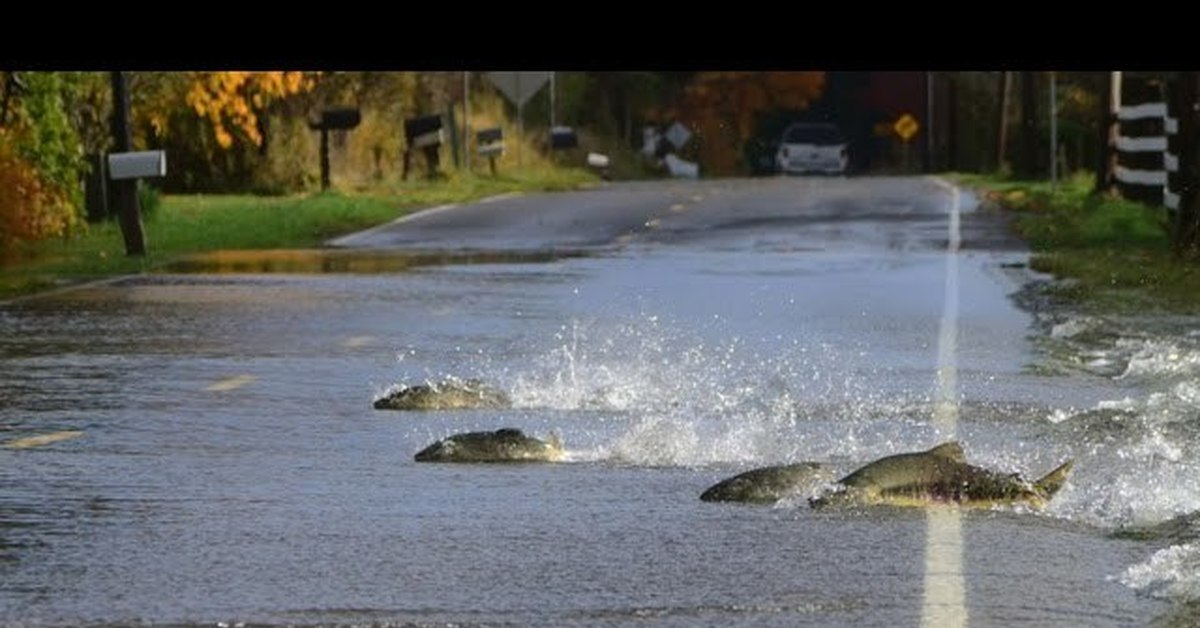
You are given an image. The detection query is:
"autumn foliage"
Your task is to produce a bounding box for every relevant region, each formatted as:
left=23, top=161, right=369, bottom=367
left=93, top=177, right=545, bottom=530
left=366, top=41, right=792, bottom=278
left=0, top=130, right=77, bottom=251
left=651, top=72, right=826, bottom=175
left=183, top=72, right=316, bottom=148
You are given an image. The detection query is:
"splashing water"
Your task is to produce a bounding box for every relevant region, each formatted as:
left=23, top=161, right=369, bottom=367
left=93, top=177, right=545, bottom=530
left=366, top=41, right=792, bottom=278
left=498, top=314, right=939, bottom=467
left=1119, top=543, right=1200, bottom=602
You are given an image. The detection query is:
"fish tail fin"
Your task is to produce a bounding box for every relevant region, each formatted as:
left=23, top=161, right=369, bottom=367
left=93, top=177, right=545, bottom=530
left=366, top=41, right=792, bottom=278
left=1034, top=459, right=1074, bottom=499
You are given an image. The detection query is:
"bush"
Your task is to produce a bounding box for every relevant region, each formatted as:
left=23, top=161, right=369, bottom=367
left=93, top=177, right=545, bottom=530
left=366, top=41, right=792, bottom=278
left=0, top=130, right=79, bottom=252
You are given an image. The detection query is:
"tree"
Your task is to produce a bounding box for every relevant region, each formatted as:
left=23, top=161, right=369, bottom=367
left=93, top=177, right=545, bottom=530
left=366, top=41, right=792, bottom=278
left=652, top=72, right=826, bottom=175
left=184, top=72, right=316, bottom=149
left=0, top=72, right=90, bottom=250
left=128, top=72, right=318, bottom=192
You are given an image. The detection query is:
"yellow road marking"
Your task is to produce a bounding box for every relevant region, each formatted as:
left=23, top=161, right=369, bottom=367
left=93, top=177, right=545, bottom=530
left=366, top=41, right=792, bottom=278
left=4, top=430, right=85, bottom=449
left=206, top=374, right=257, bottom=392
left=343, top=335, right=374, bottom=348
left=668, top=203, right=687, bottom=213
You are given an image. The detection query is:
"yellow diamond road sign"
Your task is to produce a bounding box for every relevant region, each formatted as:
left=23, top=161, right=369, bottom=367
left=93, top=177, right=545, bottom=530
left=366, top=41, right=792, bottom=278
left=894, top=113, right=920, bottom=142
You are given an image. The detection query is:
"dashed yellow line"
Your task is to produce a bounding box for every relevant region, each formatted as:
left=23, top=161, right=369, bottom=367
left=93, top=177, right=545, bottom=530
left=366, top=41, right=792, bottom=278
left=206, top=374, right=257, bottom=392
left=4, top=430, right=85, bottom=449
left=343, top=335, right=374, bottom=348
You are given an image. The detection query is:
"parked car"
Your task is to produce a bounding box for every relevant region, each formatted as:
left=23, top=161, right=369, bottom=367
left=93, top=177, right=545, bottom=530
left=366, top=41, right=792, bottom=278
left=775, top=123, right=850, bottom=175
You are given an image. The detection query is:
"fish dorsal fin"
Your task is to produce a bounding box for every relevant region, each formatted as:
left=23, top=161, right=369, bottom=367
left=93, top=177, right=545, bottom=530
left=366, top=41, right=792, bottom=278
left=927, top=441, right=966, bottom=463
left=1034, top=459, right=1075, bottom=498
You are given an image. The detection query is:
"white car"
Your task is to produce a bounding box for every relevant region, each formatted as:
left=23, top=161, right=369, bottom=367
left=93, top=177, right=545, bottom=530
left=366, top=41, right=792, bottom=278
left=775, top=123, right=849, bottom=175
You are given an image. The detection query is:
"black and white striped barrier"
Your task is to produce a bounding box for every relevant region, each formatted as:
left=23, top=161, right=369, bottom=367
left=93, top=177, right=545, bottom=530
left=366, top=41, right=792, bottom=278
left=1115, top=98, right=1179, bottom=210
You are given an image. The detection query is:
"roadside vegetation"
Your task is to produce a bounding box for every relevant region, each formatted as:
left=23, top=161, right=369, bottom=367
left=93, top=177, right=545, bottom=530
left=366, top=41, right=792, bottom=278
left=0, top=169, right=596, bottom=300
left=954, top=171, right=1200, bottom=313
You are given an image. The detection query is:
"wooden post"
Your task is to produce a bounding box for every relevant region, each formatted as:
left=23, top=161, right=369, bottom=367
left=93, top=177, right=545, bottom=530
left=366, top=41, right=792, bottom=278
left=110, top=71, right=146, bottom=256
left=1172, top=72, right=1200, bottom=255
left=319, top=128, right=331, bottom=191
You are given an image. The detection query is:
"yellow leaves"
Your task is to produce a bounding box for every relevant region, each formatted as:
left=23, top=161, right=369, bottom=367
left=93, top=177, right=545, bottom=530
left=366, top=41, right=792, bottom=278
left=184, top=71, right=316, bottom=150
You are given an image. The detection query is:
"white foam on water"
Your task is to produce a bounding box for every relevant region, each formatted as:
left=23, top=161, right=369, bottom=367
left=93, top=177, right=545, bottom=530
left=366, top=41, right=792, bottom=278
left=1118, top=542, right=1200, bottom=602
left=1117, top=339, right=1200, bottom=380
left=1051, top=315, right=1102, bottom=339
left=1045, top=379, right=1200, bottom=528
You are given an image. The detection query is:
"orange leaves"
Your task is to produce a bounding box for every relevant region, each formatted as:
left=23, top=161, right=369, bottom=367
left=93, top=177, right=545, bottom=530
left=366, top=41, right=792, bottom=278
left=184, top=72, right=316, bottom=149
left=0, top=130, right=78, bottom=248
left=667, top=72, right=826, bottom=175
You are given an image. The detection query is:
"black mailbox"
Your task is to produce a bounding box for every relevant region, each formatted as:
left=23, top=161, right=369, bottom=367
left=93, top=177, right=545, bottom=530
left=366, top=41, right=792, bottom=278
left=549, top=126, right=578, bottom=150
left=405, top=115, right=444, bottom=144
left=309, top=108, right=361, bottom=131
left=477, top=127, right=503, bottom=144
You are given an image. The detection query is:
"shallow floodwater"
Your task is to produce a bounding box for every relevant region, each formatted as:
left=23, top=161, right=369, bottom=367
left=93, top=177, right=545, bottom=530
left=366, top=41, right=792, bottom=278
left=1, top=178, right=1196, bottom=626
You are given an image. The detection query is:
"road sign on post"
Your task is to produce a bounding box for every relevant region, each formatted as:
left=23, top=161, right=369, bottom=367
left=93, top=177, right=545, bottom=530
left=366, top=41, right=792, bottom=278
left=486, top=72, right=552, bottom=108
left=894, top=113, right=920, bottom=142
left=485, top=72, right=552, bottom=166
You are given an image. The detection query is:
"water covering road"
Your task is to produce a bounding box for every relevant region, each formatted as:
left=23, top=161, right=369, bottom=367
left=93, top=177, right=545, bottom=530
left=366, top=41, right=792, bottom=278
left=3, top=177, right=1200, bottom=626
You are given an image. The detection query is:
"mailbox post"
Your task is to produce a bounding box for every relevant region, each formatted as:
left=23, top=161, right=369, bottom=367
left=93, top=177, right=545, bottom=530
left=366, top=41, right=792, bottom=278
left=109, top=71, right=146, bottom=256
left=308, top=108, right=361, bottom=191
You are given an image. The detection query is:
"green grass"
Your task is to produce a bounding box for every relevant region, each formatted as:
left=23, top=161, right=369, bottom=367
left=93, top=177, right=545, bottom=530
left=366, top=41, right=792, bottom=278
left=952, top=171, right=1200, bottom=312
left=0, top=168, right=598, bottom=300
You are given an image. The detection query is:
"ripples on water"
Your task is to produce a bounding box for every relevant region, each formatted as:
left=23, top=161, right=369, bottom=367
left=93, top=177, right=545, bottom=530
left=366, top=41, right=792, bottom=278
left=1017, top=298, right=1200, bottom=606
left=6, top=253, right=1200, bottom=624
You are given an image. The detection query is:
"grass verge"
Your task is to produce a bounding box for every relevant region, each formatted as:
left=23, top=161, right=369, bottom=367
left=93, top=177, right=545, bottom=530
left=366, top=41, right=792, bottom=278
left=952, top=171, right=1200, bottom=313
left=1, top=168, right=598, bottom=301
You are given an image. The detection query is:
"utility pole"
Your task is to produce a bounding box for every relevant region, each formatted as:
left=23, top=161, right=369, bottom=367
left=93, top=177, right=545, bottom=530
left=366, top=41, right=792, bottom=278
left=463, top=71, right=470, bottom=174
left=1019, top=71, right=1039, bottom=179
left=1107, top=71, right=1123, bottom=193
left=109, top=71, right=146, bottom=256
left=1050, top=71, right=1058, bottom=186
left=997, top=72, right=1011, bottom=172
left=924, top=71, right=934, bottom=172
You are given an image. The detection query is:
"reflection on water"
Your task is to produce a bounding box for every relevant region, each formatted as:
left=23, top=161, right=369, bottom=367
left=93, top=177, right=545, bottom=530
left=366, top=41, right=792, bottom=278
left=162, top=248, right=588, bottom=274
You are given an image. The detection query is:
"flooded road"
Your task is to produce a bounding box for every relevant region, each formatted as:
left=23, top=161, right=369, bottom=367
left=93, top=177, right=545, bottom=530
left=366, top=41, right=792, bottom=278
left=2, top=177, right=1197, bottom=626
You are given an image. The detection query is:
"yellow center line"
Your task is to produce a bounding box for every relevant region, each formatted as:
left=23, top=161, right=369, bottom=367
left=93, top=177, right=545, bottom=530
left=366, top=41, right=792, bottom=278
left=922, top=177, right=967, bottom=628
left=3, top=430, right=85, bottom=449
left=343, top=335, right=374, bottom=348
left=206, top=374, right=257, bottom=392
